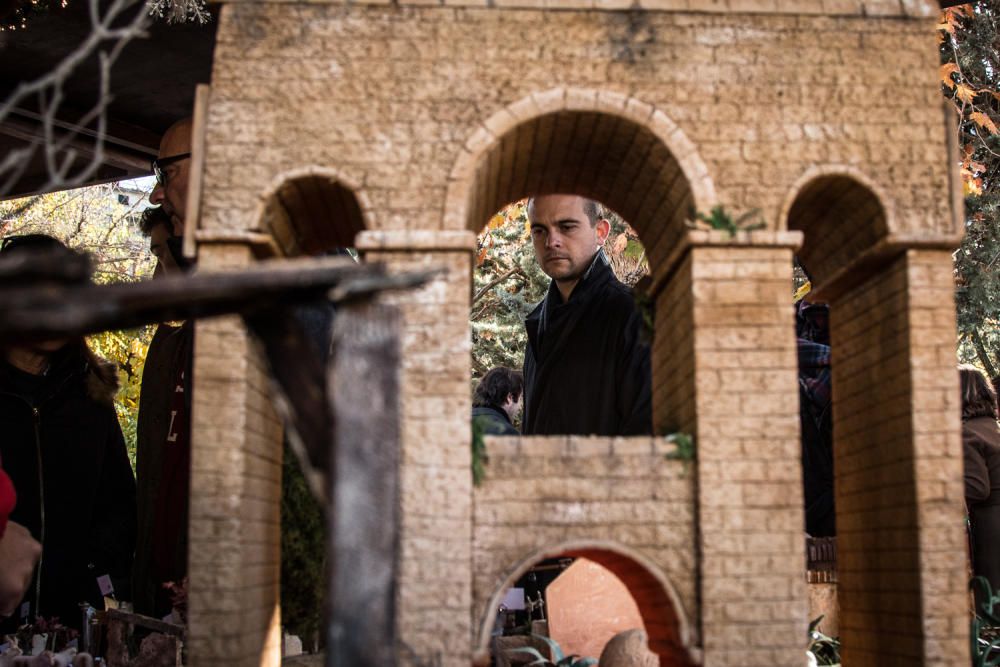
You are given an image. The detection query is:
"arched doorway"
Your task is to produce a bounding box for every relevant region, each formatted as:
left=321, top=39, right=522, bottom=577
left=449, top=88, right=716, bottom=437
left=783, top=167, right=967, bottom=664
left=259, top=168, right=368, bottom=256
left=476, top=541, right=696, bottom=667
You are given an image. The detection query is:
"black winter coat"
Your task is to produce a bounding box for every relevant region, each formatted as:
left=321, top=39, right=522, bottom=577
left=522, top=255, right=652, bottom=436
left=0, top=345, right=136, bottom=631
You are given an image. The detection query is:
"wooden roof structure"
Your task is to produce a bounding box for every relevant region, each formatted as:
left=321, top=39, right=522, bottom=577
left=0, top=0, right=217, bottom=199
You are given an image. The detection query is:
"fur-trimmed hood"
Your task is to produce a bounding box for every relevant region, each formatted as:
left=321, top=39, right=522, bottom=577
left=84, top=352, right=120, bottom=406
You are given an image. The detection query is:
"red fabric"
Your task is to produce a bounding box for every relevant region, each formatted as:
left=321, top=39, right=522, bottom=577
left=0, top=454, right=15, bottom=539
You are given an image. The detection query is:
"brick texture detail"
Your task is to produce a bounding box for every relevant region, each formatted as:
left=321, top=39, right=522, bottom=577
left=202, top=6, right=950, bottom=242
left=361, top=248, right=474, bottom=667
left=188, top=244, right=285, bottom=667
left=832, top=250, right=968, bottom=665
left=689, top=246, right=807, bottom=667
left=472, top=436, right=697, bottom=666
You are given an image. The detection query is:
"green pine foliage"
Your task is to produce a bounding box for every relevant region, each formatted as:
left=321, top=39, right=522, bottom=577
left=471, top=202, right=550, bottom=378
left=280, top=442, right=326, bottom=649
left=941, top=3, right=1000, bottom=378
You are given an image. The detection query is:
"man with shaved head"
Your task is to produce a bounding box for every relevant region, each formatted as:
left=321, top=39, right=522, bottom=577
left=521, top=194, right=651, bottom=436
left=149, top=117, right=193, bottom=237
left=134, top=118, right=195, bottom=619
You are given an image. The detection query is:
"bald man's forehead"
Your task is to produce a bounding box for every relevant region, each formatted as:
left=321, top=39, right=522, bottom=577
left=158, top=118, right=193, bottom=158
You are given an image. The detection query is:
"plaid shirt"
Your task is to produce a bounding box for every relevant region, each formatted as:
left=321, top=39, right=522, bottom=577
left=798, top=338, right=831, bottom=408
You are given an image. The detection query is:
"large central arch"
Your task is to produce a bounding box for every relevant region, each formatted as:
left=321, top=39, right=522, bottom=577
left=443, top=87, right=717, bottom=273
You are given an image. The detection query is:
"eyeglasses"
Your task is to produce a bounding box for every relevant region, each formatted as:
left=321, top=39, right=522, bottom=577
left=151, top=152, right=191, bottom=186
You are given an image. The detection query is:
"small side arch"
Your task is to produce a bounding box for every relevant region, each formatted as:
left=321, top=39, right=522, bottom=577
left=778, top=165, right=894, bottom=289
left=475, top=539, right=696, bottom=667
left=254, top=166, right=373, bottom=256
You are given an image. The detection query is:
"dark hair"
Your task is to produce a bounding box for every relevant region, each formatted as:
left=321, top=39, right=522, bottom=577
left=139, top=207, right=173, bottom=236
left=526, top=196, right=603, bottom=226
left=0, top=233, right=67, bottom=254
left=959, top=364, right=998, bottom=421
left=473, top=367, right=523, bottom=408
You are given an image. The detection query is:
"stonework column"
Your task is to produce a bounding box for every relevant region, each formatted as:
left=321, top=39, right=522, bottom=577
left=831, top=249, right=968, bottom=665
left=357, top=230, right=476, bottom=667
left=188, top=244, right=285, bottom=667
left=652, top=231, right=807, bottom=666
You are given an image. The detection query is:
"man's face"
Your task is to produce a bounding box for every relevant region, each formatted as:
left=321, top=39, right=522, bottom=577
left=503, top=392, right=522, bottom=423
left=149, top=119, right=192, bottom=237
left=149, top=224, right=179, bottom=275
left=529, top=195, right=609, bottom=285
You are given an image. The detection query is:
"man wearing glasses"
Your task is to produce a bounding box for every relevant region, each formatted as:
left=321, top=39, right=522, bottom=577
left=149, top=118, right=192, bottom=238
left=134, top=117, right=194, bottom=620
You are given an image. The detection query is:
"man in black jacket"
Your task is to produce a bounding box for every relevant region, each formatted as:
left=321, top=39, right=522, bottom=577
left=521, top=195, right=651, bottom=436
left=0, top=235, right=136, bottom=632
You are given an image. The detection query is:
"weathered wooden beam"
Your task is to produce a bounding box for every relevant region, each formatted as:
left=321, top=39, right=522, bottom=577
left=0, top=254, right=433, bottom=343
left=328, top=303, right=401, bottom=667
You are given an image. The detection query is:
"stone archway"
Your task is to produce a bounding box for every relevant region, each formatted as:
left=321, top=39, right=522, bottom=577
left=476, top=540, right=696, bottom=667
left=782, top=167, right=968, bottom=664
left=256, top=166, right=372, bottom=256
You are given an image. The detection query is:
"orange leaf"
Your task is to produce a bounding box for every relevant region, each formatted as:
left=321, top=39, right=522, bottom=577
left=954, top=84, right=977, bottom=105
left=487, top=214, right=505, bottom=231
left=940, top=63, right=959, bottom=89
left=970, top=111, right=999, bottom=135
left=476, top=245, right=488, bottom=266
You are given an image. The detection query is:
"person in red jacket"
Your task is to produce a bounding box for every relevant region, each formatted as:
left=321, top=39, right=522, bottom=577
left=0, top=456, right=42, bottom=619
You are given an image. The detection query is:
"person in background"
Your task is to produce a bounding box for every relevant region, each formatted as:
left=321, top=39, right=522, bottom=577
left=133, top=119, right=197, bottom=619
left=0, top=454, right=41, bottom=619
left=960, top=364, right=1000, bottom=604
left=796, top=300, right=834, bottom=537
left=0, top=234, right=136, bottom=632
left=472, top=367, right=523, bottom=436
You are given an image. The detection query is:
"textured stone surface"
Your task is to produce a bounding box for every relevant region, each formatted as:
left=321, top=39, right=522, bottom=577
left=599, top=629, right=659, bottom=667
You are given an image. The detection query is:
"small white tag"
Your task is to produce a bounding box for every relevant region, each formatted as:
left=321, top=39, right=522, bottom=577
left=0, top=642, right=11, bottom=654
left=96, top=574, right=114, bottom=596
left=19, top=602, right=29, bottom=619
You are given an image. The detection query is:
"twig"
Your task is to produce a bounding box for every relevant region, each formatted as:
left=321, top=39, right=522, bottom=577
left=473, top=266, right=524, bottom=303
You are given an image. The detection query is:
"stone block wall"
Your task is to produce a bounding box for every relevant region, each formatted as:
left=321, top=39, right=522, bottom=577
left=471, top=435, right=697, bottom=665
left=202, top=6, right=951, bottom=242
left=685, top=240, right=807, bottom=666
left=188, top=244, right=285, bottom=667
left=357, top=231, right=476, bottom=667
left=831, top=250, right=968, bottom=665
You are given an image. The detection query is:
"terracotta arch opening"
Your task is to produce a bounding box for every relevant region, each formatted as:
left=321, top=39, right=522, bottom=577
left=259, top=169, right=367, bottom=256
left=449, top=91, right=716, bottom=276
left=477, top=542, right=695, bottom=667
left=785, top=171, right=890, bottom=289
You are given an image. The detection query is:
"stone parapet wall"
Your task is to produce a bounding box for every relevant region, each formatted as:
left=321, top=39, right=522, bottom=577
left=472, top=435, right=698, bottom=661
left=201, top=5, right=950, bottom=241
left=217, top=0, right=939, bottom=20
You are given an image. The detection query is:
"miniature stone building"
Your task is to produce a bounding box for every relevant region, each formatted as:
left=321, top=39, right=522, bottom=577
left=184, top=1, right=969, bottom=665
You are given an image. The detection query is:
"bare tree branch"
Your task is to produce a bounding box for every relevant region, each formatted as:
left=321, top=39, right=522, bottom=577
left=0, top=0, right=151, bottom=197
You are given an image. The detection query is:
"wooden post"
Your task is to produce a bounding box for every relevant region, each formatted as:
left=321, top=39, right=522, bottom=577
left=327, top=302, right=401, bottom=666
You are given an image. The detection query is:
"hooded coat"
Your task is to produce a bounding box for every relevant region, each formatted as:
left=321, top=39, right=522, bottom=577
left=522, top=253, right=652, bottom=436
left=0, top=344, right=136, bottom=631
